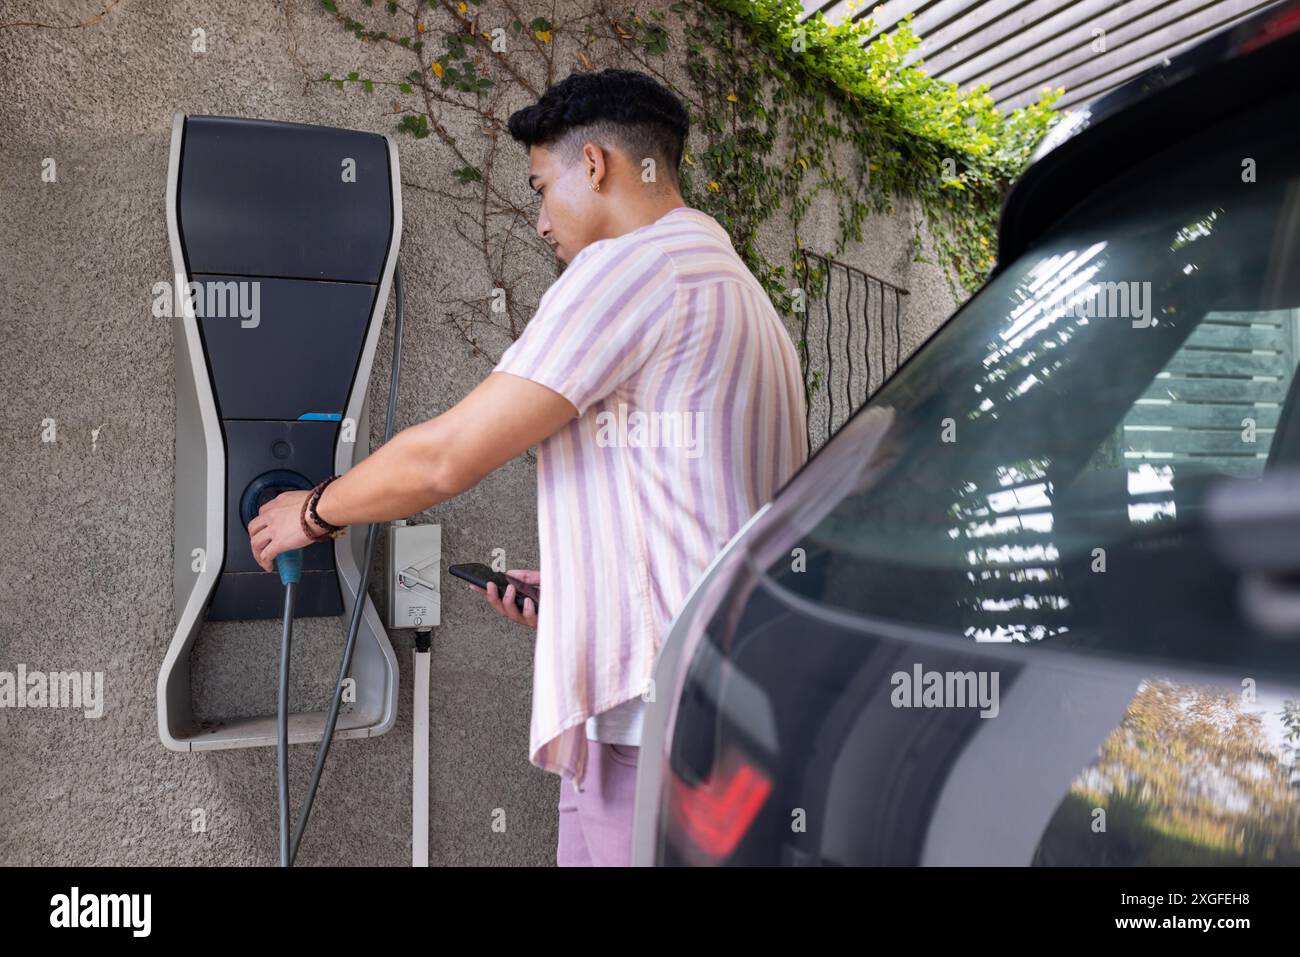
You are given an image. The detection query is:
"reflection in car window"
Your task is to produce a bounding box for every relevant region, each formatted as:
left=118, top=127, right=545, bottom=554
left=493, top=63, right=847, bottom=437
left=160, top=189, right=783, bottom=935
left=774, top=129, right=1300, bottom=669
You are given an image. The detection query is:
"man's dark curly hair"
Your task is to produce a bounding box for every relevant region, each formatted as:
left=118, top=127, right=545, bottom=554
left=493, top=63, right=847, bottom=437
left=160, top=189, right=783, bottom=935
left=507, top=68, right=690, bottom=188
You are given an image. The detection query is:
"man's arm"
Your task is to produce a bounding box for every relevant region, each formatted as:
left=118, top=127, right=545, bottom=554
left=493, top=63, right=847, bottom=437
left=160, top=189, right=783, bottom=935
left=314, top=371, right=577, bottom=526
left=247, top=371, right=576, bottom=573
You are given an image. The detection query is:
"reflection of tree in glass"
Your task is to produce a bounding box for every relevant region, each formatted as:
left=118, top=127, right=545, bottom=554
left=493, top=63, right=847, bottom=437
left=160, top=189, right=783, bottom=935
left=1284, top=699, right=1300, bottom=788
left=1033, top=680, right=1300, bottom=865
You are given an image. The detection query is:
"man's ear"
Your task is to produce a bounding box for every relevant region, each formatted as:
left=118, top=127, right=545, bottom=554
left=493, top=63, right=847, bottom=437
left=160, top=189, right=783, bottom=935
left=582, top=141, right=609, bottom=188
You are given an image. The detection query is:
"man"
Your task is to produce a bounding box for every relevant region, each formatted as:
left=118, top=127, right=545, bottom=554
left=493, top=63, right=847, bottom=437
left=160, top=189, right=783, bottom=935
left=248, top=68, right=808, bottom=866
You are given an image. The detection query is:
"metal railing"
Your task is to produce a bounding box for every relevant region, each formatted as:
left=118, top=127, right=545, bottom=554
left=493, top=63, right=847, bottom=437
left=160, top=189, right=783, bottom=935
left=799, top=250, right=910, bottom=453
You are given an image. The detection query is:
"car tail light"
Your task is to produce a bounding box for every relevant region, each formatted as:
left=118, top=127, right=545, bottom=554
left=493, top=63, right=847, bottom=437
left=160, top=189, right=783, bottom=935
left=669, top=753, right=772, bottom=859
left=1241, top=4, right=1300, bottom=53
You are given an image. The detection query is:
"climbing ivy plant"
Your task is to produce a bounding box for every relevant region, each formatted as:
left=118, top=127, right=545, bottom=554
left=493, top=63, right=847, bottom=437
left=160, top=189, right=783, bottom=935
left=311, top=0, right=1059, bottom=368
left=682, top=0, right=1060, bottom=300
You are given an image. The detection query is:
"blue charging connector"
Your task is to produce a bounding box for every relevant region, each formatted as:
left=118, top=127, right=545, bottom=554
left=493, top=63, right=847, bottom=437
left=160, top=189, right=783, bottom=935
left=276, top=548, right=302, bottom=586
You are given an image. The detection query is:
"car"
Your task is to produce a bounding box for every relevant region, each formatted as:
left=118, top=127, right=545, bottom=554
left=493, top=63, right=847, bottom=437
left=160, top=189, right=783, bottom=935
left=631, top=0, right=1300, bottom=866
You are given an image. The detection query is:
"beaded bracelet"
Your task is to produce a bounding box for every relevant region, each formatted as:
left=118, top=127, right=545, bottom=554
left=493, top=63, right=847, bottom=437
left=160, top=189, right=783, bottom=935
left=301, top=475, right=346, bottom=541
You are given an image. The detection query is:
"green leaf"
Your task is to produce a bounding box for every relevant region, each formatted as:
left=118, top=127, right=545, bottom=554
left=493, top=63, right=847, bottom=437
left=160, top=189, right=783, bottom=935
left=398, top=114, right=430, bottom=139
left=387, top=0, right=397, bottom=12
left=362, top=79, right=374, bottom=93
left=334, top=79, right=344, bottom=90
left=347, top=71, right=359, bottom=81
left=399, top=83, right=412, bottom=93
left=322, top=71, right=332, bottom=80
left=452, top=165, right=482, bottom=183
left=511, top=18, right=522, bottom=32
left=320, top=0, right=338, bottom=11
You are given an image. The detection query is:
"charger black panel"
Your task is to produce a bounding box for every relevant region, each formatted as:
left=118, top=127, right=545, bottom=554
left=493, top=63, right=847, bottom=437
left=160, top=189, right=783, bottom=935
left=192, top=274, right=375, bottom=421
left=209, top=420, right=344, bottom=620
left=178, top=115, right=392, bottom=283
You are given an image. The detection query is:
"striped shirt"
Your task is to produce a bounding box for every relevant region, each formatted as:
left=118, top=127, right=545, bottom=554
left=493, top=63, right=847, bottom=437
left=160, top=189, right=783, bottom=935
left=493, top=205, right=808, bottom=789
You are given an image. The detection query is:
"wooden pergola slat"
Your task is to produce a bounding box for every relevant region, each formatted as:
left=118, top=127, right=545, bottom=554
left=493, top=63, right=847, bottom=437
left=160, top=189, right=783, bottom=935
left=795, top=0, right=1288, bottom=112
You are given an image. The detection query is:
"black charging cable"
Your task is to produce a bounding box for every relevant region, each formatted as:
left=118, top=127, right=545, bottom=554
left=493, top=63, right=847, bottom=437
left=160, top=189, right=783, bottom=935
left=275, top=258, right=405, bottom=866
left=277, top=578, right=297, bottom=866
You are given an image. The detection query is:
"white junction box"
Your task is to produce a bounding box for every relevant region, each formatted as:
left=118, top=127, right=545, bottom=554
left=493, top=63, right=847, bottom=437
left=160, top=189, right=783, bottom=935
left=387, top=521, right=441, bottom=629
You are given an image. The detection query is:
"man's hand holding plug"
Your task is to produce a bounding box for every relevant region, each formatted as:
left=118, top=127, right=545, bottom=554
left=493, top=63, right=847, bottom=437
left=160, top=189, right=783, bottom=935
left=247, top=490, right=332, bottom=574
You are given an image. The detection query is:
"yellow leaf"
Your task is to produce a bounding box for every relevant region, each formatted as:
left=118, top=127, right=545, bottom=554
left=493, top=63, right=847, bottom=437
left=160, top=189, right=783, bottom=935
left=796, top=158, right=807, bottom=171
left=978, top=236, right=989, bottom=246
left=457, top=2, right=467, bottom=13
left=416, top=21, right=424, bottom=33
left=707, top=181, right=720, bottom=193
left=535, top=30, right=551, bottom=42
left=431, top=62, right=444, bottom=78
left=726, top=93, right=738, bottom=102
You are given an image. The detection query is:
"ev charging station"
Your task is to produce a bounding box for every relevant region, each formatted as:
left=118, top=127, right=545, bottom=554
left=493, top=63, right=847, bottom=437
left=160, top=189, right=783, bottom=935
left=158, top=113, right=438, bottom=864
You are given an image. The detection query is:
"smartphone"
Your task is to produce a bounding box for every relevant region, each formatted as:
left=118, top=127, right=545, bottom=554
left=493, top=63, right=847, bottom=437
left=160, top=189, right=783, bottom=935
left=448, top=563, right=539, bottom=614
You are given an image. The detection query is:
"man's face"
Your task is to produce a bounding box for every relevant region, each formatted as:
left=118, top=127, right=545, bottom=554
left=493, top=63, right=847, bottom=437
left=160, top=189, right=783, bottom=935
left=527, top=143, right=604, bottom=264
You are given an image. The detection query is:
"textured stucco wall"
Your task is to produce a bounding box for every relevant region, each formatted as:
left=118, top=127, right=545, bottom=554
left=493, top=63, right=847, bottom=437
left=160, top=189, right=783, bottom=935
left=0, top=0, right=964, bottom=865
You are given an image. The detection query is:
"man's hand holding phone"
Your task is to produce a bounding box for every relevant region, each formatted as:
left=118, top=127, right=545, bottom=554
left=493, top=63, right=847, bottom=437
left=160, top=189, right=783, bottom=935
left=450, top=563, right=540, bottom=630
left=488, top=569, right=539, bottom=629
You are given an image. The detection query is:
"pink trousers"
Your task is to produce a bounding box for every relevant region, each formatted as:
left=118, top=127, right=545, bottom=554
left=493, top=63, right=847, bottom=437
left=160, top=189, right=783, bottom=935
left=556, top=741, right=640, bottom=866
